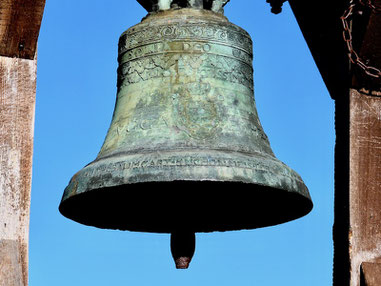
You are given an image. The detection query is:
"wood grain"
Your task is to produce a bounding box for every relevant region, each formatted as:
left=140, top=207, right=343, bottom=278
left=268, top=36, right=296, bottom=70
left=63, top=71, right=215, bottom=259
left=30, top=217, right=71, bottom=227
left=0, top=55, right=36, bottom=286
left=361, top=263, right=381, bottom=286
left=350, top=89, right=381, bottom=286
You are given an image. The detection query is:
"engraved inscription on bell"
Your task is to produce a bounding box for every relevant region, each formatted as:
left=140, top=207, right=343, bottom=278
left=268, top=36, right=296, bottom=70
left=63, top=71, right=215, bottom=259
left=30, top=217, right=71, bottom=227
left=60, top=5, right=312, bottom=256
left=100, top=11, right=267, bottom=160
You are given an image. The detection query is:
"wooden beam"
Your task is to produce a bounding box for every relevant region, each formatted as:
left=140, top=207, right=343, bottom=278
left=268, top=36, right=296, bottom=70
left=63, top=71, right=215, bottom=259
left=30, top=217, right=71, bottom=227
left=361, top=263, right=381, bottom=286
left=352, top=6, right=381, bottom=90
left=0, top=1, right=44, bottom=284
left=349, top=88, right=381, bottom=286
left=347, top=8, right=381, bottom=286
left=288, top=0, right=350, bottom=99
left=0, top=55, right=37, bottom=286
left=0, top=0, right=45, bottom=59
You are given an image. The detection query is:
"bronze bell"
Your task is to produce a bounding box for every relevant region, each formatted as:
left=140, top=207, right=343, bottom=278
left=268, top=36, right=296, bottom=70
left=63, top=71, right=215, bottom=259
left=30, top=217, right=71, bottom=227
left=59, top=0, right=313, bottom=269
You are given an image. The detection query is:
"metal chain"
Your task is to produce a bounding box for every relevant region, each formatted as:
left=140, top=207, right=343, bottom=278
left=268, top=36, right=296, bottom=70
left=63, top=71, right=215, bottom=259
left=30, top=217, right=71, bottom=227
left=341, top=0, right=381, bottom=78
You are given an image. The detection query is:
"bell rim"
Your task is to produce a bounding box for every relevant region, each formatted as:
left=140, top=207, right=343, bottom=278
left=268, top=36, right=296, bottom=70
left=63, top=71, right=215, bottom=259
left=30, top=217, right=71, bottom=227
left=59, top=179, right=313, bottom=233
left=59, top=149, right=312, bottom=233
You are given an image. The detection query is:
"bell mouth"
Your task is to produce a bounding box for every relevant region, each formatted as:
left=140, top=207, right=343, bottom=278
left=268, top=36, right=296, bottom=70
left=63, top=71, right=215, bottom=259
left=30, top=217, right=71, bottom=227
left=59, top=180, right=313, bottom=233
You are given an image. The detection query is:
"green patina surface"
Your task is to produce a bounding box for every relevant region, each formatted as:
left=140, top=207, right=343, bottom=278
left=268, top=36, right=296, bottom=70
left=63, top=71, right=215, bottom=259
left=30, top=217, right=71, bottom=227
left=59, top=7, right=312, bottom=233
left=101, top=9, right=267, bottom=158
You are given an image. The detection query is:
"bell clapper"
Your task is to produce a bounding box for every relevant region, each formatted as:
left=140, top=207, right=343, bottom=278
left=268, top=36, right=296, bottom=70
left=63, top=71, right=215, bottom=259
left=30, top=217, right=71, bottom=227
left=170, top=232, right=196, bottom=269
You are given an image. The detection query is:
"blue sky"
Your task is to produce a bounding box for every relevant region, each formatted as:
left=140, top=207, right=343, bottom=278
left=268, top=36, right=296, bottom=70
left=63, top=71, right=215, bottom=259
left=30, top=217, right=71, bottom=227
left=31, top=1, right=335, bottom=285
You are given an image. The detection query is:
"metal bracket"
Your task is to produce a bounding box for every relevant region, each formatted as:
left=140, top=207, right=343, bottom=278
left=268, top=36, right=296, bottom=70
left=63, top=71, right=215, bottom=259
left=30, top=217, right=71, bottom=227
left=136, top=0, right=229, bottom=13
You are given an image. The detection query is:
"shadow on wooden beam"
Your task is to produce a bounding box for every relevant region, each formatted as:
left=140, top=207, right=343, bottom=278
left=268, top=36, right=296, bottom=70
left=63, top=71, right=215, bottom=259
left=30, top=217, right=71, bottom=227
left=0, top=0, right=46, bottom=59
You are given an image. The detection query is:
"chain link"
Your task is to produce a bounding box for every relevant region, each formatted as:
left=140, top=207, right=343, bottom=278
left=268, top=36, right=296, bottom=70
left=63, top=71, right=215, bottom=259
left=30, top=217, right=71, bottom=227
left=341, top=0, right=381, bottom=78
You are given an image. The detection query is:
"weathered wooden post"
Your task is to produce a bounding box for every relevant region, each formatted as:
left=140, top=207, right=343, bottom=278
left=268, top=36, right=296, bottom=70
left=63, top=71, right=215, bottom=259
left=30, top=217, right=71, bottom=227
left=0, top=1, right=45, bottom=285
left=278, top=0, right=381, bottom=285
left=346, top=3, right=381, bottom=285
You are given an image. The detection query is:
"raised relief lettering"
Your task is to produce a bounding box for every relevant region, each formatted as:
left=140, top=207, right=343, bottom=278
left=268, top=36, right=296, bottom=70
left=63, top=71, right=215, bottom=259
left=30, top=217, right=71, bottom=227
left=84, top=155, right=269, bottom=175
